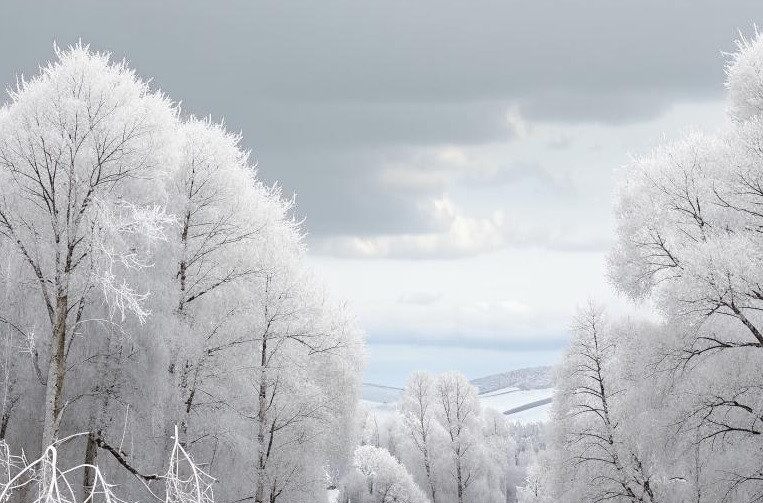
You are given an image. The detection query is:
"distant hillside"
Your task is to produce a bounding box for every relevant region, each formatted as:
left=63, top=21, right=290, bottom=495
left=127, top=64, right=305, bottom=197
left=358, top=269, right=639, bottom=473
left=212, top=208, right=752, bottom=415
left=471, top=365, right=554, bottom=394
left=362, top=367, right=556, bottom=423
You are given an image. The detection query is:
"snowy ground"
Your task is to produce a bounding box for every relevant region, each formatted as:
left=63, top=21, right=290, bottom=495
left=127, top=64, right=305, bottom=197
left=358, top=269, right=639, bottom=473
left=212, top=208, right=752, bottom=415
left=480, top=387, right=553, bottom=411
left=502, top=400, right=553, bottom=422
left=479, top=386, right=555, bottom=423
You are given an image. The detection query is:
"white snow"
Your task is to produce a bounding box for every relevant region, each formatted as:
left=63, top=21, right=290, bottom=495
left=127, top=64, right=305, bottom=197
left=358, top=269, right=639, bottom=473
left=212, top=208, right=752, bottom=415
left=479, top=387, right=554, bottom=412
left=479, top=386, right=520, bottom=397
left=502, top=400, right=553, bottom=422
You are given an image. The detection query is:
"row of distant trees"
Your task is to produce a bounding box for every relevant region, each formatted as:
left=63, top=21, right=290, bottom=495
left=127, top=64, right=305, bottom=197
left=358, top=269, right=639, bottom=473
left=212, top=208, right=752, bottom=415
left=0, top=45, right=364, bottom=503
left=520, top=32, right=763, bottom=503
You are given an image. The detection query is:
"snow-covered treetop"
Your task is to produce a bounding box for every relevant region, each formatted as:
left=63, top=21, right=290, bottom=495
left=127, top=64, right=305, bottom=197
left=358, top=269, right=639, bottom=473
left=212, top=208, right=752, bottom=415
left=727, top=29, right=763, bottom=122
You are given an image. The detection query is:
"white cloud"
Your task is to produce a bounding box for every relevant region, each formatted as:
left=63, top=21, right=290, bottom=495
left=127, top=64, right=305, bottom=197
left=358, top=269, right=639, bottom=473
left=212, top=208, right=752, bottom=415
left=375, top=141, right=564, bottom=193
left=311, top=193, right=611, bottom=260
left=312, top=196, right=508, bottom=259
left=505, top=104, right=531, bottom=139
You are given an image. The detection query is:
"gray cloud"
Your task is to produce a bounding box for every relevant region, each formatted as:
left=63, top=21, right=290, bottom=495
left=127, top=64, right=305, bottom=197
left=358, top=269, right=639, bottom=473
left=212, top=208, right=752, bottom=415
left=2, top=1, right=753, bottom=136
left=263, top=148, right=448, bottom=236
left=1, top=0, right=757, bottom=243
left=246, top=101, right=515, bottom=152
left=520, top=92, right=673, bottom=125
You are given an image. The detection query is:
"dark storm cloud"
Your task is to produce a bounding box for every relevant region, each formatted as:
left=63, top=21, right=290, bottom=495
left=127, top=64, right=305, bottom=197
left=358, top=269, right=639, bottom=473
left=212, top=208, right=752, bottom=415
left=1, top=0, right=759, bottom=240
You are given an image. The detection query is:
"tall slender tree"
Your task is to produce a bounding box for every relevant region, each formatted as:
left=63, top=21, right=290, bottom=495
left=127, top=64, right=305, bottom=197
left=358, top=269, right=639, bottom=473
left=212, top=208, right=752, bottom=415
left=400, top=372, right=441, bottom=503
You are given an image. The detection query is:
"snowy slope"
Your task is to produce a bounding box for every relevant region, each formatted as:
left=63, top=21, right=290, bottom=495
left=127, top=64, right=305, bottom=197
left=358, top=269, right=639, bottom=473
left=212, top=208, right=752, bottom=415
left=471, top=366, right=554, bottom=393
left=481, top=386, right=520, bottom=397
left=479, top=386, right=555, bottom=422
left=479, top=387, right=555, bottom=412
left=503, top=400, right=553, bottom=422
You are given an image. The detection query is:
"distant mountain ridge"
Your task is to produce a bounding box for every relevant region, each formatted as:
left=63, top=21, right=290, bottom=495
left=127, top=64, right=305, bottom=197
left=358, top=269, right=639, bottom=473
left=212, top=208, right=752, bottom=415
left=470, top=365, right=554, bottom=394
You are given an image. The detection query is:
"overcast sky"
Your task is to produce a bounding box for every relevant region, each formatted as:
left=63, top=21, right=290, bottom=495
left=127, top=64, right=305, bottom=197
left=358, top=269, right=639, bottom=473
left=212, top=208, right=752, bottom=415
left=3, top=1, right=760, bottom=385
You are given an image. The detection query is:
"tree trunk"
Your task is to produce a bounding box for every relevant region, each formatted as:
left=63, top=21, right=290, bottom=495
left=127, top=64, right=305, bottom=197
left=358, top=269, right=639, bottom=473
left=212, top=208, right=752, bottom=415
left=83, top=431, right=98, bottom=497
left=423, top=446, right=437, bottom=503
left=176, top=212, right=192, bottom=445
left=255, top=335, right=268, bottom=503
left=0, top=409, right=10, bottom=439
left=178, top=360, right=192, bottom=446
left=417, top=411, right=437, bottom=503
left=269, top=481, right=278, bottom=503
left=455, top=450, right=464, bottom=503
left=42, top=294, right=68, bottom=450
left=177, top=210, right=191, bottom=313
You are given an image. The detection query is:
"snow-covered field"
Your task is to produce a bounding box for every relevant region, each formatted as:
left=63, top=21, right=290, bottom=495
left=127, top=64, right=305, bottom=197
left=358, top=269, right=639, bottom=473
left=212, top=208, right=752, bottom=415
left=472, top=366, right=554, bottom=393
left=480, top=387, right=554, bottom=414
left=503, top=400, right=553, bottom=422
left=482, top=386, right=554, bottom=423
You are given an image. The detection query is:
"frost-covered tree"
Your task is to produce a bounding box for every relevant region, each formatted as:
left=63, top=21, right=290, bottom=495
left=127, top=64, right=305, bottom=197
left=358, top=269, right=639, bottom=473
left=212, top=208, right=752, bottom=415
left=479, top=407, right=516, bottom=502
left=162, top=115, right=287, bottom=460
left=436, top=372, right=480, bottom=503
left=608, top=30, right=763, bottom=500
left=0, top=44, right=177, bottom=450
left=539, top=305, right=661, bottom=503
left=245, top=267, right=363, bottom=503
left=148, top=114, right=366, bottom=503
left=344, top=445, right=429, bottom=503
left=516, top=454, right=555, bottom=503
left=357, top=371, right=523, bottom=503
left=400, top=372, right=442, bottom=503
